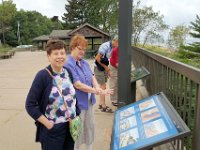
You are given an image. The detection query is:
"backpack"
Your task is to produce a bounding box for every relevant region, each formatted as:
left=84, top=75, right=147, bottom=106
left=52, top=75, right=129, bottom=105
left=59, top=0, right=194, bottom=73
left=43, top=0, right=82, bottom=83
left=95, top=55, right=109, bottom=71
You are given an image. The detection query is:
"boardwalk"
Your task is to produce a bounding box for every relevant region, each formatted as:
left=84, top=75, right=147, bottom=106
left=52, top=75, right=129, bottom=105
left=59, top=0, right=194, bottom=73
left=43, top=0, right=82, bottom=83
left=0, top=51, right=170, bottom=150
left=0, top=51, right=116, bottom=150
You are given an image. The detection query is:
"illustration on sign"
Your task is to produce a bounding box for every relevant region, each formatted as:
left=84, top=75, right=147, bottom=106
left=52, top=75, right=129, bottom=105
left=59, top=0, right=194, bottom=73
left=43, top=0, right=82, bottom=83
left=112, top=95, right=179, bottom=150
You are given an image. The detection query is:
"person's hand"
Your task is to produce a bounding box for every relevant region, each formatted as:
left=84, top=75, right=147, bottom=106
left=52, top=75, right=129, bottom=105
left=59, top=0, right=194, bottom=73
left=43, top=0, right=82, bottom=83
left=105, top=66, right=110, bottom=76
left=46, top=120, right=54, bottom=130
left=95, top=87, right=102, bottom=95
left=101, top=88, right=114, bottom=95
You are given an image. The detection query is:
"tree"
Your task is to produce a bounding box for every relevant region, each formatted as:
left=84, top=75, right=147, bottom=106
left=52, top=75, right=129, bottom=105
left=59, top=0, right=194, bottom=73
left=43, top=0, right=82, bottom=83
left=0, top=0, right=17, bottom=44
left=143, top=31, right=164, bottom=47
left=184, top=15, right=200, bottom=53
left=62, top=0, right=119, bottom=33
left=51, top=16, right=63, bottom=30
left=132, top=1, right=168, bottom=46
left=190, top=15, right=200, bottom=39
left=167, top=25, right=189, bottom=51
left=62, top=0, right=87, bottom=29
left=98, top=0, right=119, bottom=33
left=6, top=10, right=53, bottom=46
left=84, top=0, right=118, bottom=33
left=84, top=0, right=105, bottom=28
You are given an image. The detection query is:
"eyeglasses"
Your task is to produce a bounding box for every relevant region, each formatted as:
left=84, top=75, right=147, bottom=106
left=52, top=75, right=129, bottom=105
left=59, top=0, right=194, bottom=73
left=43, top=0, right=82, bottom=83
left=77, top=46, right=86, bottom=52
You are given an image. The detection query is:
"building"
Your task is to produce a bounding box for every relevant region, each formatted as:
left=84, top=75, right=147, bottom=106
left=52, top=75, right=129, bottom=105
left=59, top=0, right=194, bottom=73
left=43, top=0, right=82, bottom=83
left=33, top=23, right=110, bottom=51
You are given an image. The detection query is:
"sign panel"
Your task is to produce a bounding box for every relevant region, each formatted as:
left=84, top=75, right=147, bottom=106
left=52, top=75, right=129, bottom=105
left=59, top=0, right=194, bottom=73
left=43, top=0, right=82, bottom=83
left=131, top=67, right=150, bottom=82
left=112, top=93, right=181, bottom=150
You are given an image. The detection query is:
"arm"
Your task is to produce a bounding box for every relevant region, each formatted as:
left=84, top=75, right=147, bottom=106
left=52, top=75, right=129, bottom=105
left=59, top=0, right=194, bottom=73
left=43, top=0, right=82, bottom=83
left=95, top=53, right=109, bottom=69
left=111, top=47, right=118, bottom=68
left=66, top=63, right=111, bottom=95
left=74, top=79, right=113, bottom=95
left=66, top=63, right=99, bottom=94
left=25, top=71, right=54, bottom=129
left=92, top=75, right=102, bottom=94
left=92, top=74, right=114, bottom=95
left=37, top=115, right=54, bottom=129
left=92, top=75, right=99, bottom=89
left=73, top=80, right=98, bottom=94
left=25, top=72, right=44, bottom=120
left=95, top=53, right=110, bottom=75
left=115, top=47, right=119, bottom=68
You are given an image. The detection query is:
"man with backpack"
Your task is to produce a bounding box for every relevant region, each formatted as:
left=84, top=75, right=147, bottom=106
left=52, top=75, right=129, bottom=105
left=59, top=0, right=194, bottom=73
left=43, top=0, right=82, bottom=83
left=94, top=36, right=118, bottom=113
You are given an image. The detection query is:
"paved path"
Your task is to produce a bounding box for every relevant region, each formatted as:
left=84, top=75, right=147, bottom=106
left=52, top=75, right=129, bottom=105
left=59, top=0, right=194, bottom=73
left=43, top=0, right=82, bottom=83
left=0, top=51, right=170, bottom=150
left=0, top=51, right=118, bottom=150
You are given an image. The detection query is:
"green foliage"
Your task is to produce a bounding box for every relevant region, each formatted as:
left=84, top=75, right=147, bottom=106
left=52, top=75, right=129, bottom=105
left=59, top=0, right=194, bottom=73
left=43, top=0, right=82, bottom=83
left=62, top=0, right=118, bottom=33
left=0, top=1, right=58, bottom=46
left=0, top=0, right=17, bottom=25
left=0, top=0, right=17, bottom=44
left=141, top=44, right=172, bottom=57
left=62, top=0, right=87, bottom=29
left=3, top=10, right=54, bottom=46
left=176, top=48, right=200, bottom=59
left=84, top=0, right=105, bottom=28
left=182, top=43, right=200, bottom=53
left=0, top=44, right=11, bottom=52
left=184, top=15, right=200, bottom=53
left=190, top=15, right=200, bottom=38
left=52, top=21, right=63, bottom=30
left=141, top=45, right=200, bottom=69
left=51, top=16, right=63, bottom=30
left=132, top=1, right=168, bottom=46
left=22, top=11, right=53, bottom=42
left=167, top=25, right=190, bottom=50
left=98, top=0, right=118, bottom=33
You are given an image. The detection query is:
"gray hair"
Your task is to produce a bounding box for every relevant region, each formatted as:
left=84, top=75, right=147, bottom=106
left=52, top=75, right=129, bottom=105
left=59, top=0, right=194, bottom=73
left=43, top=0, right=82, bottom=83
left=112, top=35, right=118, bottom=41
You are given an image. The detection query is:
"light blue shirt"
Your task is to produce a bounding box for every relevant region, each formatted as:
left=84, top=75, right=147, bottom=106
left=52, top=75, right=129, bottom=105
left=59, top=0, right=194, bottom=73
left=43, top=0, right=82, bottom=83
left=98, top=41, right=112, bottom=58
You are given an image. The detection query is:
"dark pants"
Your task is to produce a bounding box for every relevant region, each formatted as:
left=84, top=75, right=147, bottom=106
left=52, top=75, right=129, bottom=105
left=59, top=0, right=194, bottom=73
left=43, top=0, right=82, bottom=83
left=41, top=122, right=74, bottom=150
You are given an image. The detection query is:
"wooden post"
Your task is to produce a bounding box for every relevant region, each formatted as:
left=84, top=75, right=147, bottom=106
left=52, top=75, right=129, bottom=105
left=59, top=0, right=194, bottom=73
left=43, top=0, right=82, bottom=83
left=192, top=85, right=200, bottom=150
left=118, top=0, right=133, bottom=108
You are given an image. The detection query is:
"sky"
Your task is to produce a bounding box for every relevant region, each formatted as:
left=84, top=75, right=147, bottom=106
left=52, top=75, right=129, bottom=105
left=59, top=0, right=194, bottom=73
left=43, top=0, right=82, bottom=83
left=11, top=0, right=67, bottom=20
left=140, top=0, right=200, bottom=28
left=7, top=0, right=199, bottom=28
left=140, top=0, right=200, bottom=43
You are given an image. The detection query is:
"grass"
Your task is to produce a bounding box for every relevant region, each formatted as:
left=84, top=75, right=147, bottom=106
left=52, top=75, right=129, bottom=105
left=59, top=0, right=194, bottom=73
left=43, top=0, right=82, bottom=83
left=142, top=45, right=172, bottom=56
left=0, top=45, right=11, bottom=53
left=139, top=44, right=200, bottom=69
left=174, top=57, right=200, bottom=68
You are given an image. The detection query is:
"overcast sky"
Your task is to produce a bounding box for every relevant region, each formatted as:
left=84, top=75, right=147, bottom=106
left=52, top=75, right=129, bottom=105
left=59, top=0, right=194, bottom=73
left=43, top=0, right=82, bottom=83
left=141, top=0, right=200, bottom=28
left=12, top=0, right=67, bottom=20
left=9, top=0, right=200, bottom=28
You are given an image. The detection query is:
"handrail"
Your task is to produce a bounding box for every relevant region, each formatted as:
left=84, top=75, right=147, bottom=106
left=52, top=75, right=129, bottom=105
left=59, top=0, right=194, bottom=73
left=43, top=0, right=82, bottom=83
left=132, top=47, right=200, bottom=150
left=134, top=47, right=200, bottom=84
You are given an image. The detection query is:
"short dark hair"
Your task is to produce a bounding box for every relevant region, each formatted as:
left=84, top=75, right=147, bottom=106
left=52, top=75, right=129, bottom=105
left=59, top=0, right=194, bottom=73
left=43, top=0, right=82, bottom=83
left=45, top=39, right=66, bottom=55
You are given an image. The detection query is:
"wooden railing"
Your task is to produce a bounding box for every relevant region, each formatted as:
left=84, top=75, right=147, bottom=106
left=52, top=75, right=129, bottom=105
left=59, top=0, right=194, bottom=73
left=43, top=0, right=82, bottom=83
left=132, top=47, right=200, bottom=150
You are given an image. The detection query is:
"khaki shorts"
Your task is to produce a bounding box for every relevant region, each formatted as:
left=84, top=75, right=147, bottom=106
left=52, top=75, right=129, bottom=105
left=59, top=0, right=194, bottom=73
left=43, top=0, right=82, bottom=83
left=94, top=67, right=108, bottom=85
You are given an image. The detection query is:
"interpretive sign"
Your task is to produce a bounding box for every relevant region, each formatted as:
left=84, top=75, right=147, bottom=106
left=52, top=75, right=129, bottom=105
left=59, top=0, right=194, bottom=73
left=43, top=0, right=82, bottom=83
left=131, top=67, right=150, bottom=82
left=111, top=92, right=190, bottom=150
